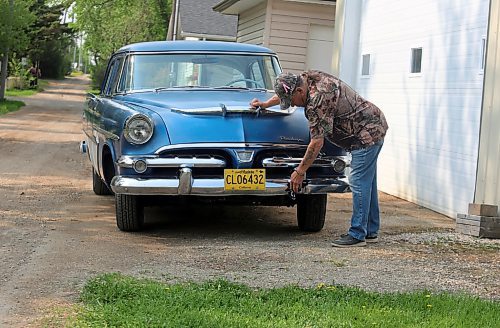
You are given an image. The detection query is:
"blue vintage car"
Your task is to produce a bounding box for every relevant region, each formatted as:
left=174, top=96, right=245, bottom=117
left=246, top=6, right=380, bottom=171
left=80, top=41, right=349, bottom=232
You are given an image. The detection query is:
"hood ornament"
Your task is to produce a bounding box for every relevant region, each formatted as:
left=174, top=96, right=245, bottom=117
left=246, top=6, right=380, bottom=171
left=219, top=103, right=227, bottom=117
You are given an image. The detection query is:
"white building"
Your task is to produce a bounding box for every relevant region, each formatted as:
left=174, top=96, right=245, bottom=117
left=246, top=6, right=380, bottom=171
left=333, top=0, right=499, bottom=218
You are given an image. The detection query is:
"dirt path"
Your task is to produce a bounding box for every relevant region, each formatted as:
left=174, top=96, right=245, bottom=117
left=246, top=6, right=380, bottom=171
left=0, top=77, right=498, bottom=326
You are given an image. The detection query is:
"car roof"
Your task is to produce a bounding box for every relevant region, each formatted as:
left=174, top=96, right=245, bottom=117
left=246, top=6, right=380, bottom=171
left=117, top=41, right=276, bottom=54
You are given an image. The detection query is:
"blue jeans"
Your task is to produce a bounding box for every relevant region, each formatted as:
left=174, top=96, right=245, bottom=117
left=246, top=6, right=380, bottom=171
left=347, top=141, right=383, bottom=241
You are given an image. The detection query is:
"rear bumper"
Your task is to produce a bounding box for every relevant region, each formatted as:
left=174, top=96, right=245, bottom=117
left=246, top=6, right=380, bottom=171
left=111, top=171, right=349, bottom=196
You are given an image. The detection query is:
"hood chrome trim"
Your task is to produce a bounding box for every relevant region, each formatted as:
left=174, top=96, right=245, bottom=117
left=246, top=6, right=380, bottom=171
left=170, top=106, right=297, bottom=116
left=154, top=143, right=308, bottom=154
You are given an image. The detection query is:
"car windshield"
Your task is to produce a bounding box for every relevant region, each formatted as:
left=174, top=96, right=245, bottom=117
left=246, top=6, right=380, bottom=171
left=118, top=53, right=282, bottom=92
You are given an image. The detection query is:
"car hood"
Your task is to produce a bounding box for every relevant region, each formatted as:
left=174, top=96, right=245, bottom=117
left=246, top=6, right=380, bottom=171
left=117, top=91, right=310, bottom=145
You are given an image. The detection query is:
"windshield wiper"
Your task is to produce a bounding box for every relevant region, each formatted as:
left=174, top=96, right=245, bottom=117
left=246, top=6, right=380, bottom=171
left=154, top=86, right=211, bottom=92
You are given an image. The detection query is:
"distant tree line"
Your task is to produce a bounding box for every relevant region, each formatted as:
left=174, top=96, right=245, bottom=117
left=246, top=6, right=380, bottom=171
left=0, top=0, right=73, bottom=100
left=0, top=0, right=172, bottom=100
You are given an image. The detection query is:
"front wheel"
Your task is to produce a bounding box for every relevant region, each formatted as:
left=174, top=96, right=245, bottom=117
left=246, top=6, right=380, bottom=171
left=115, top=194, right=144, bottom=231
left=92, top=167, right=112, bottom=195
left=296, top=194, right=327, bottom=232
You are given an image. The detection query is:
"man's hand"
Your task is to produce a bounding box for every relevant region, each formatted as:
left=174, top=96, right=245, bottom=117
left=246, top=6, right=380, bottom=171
left=250, top=95, right=280, bottom=109
left=250, top=98, right=263, bottom=108
left=290, top=169, right=305, bottom=193
left=289, top=137, right=324, bottom=193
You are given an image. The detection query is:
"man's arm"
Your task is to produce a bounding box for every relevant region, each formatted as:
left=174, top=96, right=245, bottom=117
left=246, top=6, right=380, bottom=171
left=290, top=137, right=324, bottom=193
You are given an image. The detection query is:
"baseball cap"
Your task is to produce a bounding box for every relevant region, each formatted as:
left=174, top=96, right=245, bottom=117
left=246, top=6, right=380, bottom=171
left=274, top=72, right=299, bottom=110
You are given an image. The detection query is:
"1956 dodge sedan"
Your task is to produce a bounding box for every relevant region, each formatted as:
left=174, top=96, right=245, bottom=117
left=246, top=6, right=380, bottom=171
left=80, top=41, right=350, bottom=232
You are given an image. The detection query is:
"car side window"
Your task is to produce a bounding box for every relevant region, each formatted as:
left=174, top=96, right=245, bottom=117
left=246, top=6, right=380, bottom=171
left=103, top=56, right=124, bottom=96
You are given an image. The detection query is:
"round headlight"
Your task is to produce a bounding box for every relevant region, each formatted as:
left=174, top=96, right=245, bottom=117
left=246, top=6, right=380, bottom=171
left=132, top=159, right=148, bottom=173
left=124, top=114, right=154, bottom=144
left=332, top=159, right=346, bottom=173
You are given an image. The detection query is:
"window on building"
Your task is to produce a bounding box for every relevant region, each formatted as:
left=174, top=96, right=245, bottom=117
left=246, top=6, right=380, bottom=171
left=410, top=47, right=422, bottom=73
left=481, top=37, right=487, bottom=70
left=361, top=54, right=371, bottom=76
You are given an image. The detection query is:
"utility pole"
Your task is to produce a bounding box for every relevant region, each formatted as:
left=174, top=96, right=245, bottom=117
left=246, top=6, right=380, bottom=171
left=73, top=38, right=77, bottom=70
left=78, top=33, right=83, bottom=71
left=0, top=0, right=14, bottom=101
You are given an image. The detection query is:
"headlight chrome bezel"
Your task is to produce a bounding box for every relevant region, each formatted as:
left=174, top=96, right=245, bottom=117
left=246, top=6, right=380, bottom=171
left=124, top=114, right=154, bottom=145
left=332, top=159, right=347, bottom=173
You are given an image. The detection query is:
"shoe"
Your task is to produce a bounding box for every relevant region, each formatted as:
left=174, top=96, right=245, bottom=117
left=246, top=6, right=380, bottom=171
left=331, top=234, right=366, bottom=248
left=366, top=235, right=379, bottom=243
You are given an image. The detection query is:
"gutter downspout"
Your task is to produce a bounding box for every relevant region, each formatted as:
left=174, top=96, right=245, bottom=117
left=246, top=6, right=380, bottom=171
left=172, top=0, right=180, bottom=41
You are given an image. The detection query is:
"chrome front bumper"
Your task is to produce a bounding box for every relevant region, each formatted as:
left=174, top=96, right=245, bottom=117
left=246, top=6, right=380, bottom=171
left=110, top=169, right=349, bottom=196
left=112, top=153, right=350, bottom=196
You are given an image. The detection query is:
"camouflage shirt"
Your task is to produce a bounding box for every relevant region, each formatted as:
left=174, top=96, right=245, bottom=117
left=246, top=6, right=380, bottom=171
left=303, top=70, right=388, bottom=151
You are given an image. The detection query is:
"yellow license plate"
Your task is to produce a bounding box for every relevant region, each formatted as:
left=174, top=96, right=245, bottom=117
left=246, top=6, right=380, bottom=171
left=224, top=169, right=266, bottom=191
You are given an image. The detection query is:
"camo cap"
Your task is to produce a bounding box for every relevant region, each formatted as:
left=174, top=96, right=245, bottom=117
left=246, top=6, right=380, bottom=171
left=274, top=72, right=299, bottom=110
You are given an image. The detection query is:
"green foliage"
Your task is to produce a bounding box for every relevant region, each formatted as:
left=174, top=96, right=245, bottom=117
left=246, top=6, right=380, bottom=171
left=72, top=0, right=170, bottom=61
left=27, top=0, right=74, bottom=79
left=57, top=273, right=500, bottom=327
left=8, top=56, right=27, bottom=78
left=37, top=40, right=73, bottom=79
left=0, top=0, right=36, bottom=99
left=89, top=61, right=107, bottom=90
left=7, top=56, right=30, bottom=88
left=71, top=0, right=171, bottom=86
left=0, top=0, right=35, bottom=54
left=0, top=99, right=25, bottom=115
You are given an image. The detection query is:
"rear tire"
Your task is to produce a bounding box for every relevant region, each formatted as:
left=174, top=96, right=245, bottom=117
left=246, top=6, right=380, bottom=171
left=115, top=194, right=144, bottom=231
left=92, top=167, right=112, bottom=195
left=296, top=194, right=327, bottom=232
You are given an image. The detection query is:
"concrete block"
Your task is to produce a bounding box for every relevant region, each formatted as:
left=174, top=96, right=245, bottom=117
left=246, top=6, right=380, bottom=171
left=468, top=203, right=498, bottom=217
left=456, top=213, right=500, bottom=238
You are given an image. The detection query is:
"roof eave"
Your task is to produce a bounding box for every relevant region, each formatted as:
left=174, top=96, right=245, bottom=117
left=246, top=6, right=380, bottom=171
left=213, top=0, right=266, bottom=14
left=180, top=32, right=237, bottom=42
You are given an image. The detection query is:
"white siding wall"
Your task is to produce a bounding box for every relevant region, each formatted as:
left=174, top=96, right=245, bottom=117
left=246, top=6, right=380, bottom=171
left=269, top=0, right=335, bottom=74
left=347, top=0, right=489, bottom=217
left=237, top=2, right=267, bottom=45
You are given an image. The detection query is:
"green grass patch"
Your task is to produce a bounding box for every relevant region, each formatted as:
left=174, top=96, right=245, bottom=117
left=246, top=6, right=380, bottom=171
left=5, top=79, right=48, bottom=97
left=86, top=88, right=101, bottom=95
left=0, top=99, right=25, bottom=115
left=56, top=273, right=499, bottom=327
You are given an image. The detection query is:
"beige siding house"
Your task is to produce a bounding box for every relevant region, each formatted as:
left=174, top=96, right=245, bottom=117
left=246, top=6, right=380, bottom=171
left=214, top=0, right=336, bottom=74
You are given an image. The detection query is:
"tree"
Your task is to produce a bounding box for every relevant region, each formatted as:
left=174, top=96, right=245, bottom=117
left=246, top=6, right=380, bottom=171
left=0, top=0, right=35, bottom=100
left=27, top=0, right=74, bottom=78
left=70, top=0, right=171, bottom=87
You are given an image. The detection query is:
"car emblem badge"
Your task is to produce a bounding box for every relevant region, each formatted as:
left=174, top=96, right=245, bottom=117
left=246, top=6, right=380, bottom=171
left=235, top=150, right=254, bottom=163
left=280, top=136, right=304, bottom=142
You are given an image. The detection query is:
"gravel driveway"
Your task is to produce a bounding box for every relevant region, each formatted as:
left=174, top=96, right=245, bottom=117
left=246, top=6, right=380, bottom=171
left=0, top=76, right=498, bottom=327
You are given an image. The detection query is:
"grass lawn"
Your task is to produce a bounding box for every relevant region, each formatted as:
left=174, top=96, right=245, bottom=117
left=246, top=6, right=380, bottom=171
left=70, top=71, right=84, bottom=77
left=47, top=273, right=499, bottom=327
left=5, top=80, right=49, bottom=97
left=0, top=99, right=25, bottom=115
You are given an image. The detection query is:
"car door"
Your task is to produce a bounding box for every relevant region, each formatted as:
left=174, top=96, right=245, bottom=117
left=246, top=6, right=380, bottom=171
left=87, top=55, right=124, bottom=172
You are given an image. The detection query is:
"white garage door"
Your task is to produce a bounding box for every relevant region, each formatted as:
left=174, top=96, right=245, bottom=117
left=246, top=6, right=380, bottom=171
left=350, top=0, right=490, bottom=218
